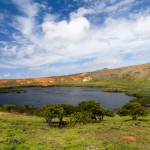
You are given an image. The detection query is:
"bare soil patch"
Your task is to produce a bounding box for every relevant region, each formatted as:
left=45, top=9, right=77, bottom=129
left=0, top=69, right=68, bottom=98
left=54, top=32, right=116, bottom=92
left=0, top=112, right=10, bottom=115
left=120, top=136, right=137, bottom=141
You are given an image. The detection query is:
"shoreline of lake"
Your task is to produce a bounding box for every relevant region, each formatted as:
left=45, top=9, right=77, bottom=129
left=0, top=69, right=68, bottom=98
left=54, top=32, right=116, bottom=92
left=0, top=87, right=134, bottom=109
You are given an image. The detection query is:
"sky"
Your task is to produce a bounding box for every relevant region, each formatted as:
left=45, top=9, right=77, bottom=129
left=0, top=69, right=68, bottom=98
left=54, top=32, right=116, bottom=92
left=0, top=0, right=150, bottom=79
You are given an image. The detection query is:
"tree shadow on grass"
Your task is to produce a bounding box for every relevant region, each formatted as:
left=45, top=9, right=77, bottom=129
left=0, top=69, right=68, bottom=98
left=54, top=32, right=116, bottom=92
left=94, top=120, right=108, bottom=124
left=123, top=118, right=150, bottom=122
left=136, top=118, right=150, bottom=122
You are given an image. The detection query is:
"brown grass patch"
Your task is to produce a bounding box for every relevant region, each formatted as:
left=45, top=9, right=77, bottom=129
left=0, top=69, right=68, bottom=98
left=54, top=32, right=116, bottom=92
left=0, top=112, right=10, bottom=115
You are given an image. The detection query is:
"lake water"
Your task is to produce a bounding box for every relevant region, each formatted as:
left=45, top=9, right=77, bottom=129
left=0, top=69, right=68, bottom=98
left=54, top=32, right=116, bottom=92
left=0, top=87, right=134, bottom=109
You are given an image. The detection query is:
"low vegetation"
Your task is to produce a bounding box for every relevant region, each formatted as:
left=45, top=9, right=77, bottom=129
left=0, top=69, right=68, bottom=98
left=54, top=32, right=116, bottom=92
left=0, top=104, right=37, bottom=115
left=0, top=89, right=27, bottom=94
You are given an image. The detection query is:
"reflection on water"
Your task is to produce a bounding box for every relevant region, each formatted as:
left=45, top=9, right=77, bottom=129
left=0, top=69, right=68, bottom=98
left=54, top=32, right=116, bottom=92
left=0, top=87, right=134, bottom=109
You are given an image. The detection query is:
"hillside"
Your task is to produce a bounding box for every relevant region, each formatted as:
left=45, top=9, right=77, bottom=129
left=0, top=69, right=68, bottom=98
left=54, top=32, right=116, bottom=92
left=89, top=63, right=150, bottom=81
left=0, top=63, right=150, bottom=105
left=0, top=63, right=150, bottom=86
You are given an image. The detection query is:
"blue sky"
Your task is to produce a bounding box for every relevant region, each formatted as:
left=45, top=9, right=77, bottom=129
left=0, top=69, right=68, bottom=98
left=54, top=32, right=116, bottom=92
left=0, top=0, right=150, bottom=79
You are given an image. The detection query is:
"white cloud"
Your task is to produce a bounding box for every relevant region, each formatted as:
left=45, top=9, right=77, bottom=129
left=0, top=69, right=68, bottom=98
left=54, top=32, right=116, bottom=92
left=0, top=0, right=150, bottom=77
left=78, top=0, right=136, bottom=16
left=105, top=0, right=135, bottom=13
left=134, top=16, right=150, bottom=35
left=12, top=0, right=39, bottom=17
left=70, top=7, right=93, bottom=18
left=41, top=16, right=90, bottom=42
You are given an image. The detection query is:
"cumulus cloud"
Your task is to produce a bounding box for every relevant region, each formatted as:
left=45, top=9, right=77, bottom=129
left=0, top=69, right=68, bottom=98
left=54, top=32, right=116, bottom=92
left=0, top=0, right=150, bottom=78
left=41, top=16, right=90, bottom=42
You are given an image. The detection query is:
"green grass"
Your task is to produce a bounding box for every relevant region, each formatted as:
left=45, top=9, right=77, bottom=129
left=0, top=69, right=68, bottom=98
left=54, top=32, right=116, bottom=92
left=0, top=114, right=150, bottom=150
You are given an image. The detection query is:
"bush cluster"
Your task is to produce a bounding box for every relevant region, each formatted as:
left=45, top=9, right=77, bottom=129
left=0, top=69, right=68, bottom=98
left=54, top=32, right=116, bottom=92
left=0, top=100, right=148, bottom=128
left=38, top=100, right=149, bottom=127
left=0, top=104, right=37, bottom=115
left=38, top=100, right=114, bottom=127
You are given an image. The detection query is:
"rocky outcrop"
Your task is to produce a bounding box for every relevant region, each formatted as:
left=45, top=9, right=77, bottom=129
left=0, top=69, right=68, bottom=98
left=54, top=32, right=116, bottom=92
left=83, top=76, right=92, bottom=82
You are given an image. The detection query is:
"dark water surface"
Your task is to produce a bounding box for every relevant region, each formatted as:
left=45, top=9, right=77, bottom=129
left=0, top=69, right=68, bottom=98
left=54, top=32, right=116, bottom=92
left=0, top=87, right=134, bottom=109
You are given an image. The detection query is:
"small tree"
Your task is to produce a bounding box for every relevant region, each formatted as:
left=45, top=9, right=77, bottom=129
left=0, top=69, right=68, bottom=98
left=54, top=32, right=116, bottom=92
left=39, top=104, right=75, bottom=127
left=118, top=102, right=148, bottom=120
left=39, top=104, right=64, bottom=126
left=74, top=100, right=101, bottom=122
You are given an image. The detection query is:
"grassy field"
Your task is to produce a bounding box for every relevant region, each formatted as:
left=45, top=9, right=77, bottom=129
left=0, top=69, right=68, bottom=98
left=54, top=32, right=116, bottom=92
left=0, top=113, right=150, bottom=150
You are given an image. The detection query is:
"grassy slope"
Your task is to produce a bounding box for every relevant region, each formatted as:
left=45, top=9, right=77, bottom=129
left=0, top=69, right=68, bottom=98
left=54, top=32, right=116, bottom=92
left=0, top=114, right=150, bottom=150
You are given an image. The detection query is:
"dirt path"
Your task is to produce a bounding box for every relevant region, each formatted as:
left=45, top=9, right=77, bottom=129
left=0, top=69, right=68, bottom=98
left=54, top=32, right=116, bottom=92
left=0, top=112, right=29, bottom=116
left=0, top=112, right=10, bottom=115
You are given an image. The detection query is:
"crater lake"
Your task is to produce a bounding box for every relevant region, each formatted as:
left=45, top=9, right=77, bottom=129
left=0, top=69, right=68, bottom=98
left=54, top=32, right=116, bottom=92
left=0, top=87, right=134, bottom=109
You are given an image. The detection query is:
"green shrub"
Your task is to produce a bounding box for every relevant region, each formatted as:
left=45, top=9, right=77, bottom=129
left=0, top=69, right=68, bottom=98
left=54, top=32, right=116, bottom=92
left=117, top=102, right=148, bottom=120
